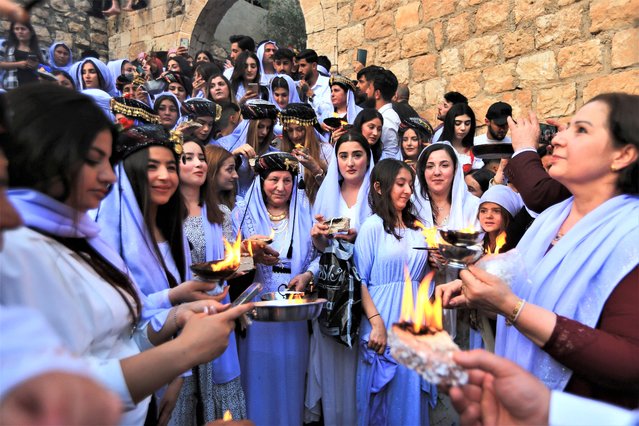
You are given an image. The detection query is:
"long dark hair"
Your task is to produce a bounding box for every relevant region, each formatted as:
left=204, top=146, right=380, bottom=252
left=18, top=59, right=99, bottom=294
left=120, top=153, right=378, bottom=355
left=440, top=103, right=476, bottom=149
left=205, top=73, right=234, bottom=104
left=334, top=130, right=372, bottom=176
left=4, top=84, right=141, bottom=324
left=123, top=148, right=187, bottom=286
left=246, top=118, right=274, bottom=155
left=230, top=51, right=261, bottom=94
left=587, top=93, right=639, bottom=195
left=467, top=168, right=494, bottom=194
left=354, top=108, right=384, bottom=164
left=204, top=145, right=237, bottom=224
left=369, top=159, right=418, bottom=240
left=416, top=143, right=458, bottom=202
left=6, top=21, right=45, bottom=63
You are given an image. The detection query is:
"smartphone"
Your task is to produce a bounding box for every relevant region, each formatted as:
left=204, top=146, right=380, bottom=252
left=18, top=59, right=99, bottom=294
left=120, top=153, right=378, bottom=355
left=539, top=123, right=558, bottom=145
left=356, top=49, right=368, bottom=66
left=27, top=54, right=38, bottom=62
left=231, top=282, right=263, bottom=307
left=179, top=37, right=190, bottom=49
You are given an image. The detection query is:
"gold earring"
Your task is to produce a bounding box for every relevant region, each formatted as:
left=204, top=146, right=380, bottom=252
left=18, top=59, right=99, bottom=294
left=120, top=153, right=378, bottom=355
left=611, top=165, right=618, bottom=172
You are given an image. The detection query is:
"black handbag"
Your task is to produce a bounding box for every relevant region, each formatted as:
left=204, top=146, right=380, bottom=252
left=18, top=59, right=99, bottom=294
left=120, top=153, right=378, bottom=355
left=316, top=239, right=362, bottom=348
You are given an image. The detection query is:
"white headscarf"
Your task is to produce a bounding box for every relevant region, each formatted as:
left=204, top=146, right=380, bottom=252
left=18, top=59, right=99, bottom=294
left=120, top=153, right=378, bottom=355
left=479, top=185, right=524, bottom=218
left=256, top=40, right=278, bottom=86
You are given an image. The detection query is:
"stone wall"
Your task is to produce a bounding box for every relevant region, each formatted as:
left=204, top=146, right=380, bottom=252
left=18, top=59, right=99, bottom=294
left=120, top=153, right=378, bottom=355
left=305, top=0, right=639, bottom=126
left=1, top=0, right=109, bottom=62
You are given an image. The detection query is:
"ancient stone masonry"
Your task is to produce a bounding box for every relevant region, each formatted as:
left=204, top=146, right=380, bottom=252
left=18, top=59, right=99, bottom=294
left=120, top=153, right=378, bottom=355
left=309, top=0, right=639, bottom=126
left=1, top=0, right=109, bottom=61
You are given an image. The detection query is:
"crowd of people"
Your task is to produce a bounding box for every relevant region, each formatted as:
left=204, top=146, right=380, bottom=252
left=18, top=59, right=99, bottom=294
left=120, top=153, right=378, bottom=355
left=0, top=5, right=638, bottom=426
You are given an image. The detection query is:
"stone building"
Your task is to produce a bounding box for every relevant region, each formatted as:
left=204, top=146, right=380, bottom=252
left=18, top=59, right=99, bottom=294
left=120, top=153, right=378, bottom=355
left=2, top=0, right=638, bottom=126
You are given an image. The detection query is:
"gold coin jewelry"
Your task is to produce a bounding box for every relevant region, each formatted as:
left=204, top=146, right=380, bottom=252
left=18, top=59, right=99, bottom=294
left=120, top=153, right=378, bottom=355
left=267, top=210, right=288, bottom=221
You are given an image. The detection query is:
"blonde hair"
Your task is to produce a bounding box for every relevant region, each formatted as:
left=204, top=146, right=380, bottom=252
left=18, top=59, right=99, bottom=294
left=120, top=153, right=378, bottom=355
left=281, top=124, right=326, bottom=203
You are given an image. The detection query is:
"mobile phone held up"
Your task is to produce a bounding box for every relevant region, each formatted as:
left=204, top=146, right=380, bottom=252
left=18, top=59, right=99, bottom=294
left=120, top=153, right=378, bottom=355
left=539, top=123, right=558, bottom=145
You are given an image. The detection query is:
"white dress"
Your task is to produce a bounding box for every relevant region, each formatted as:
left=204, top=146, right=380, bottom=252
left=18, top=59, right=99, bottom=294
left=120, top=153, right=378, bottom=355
left=0, top=227, right=151, bottom=425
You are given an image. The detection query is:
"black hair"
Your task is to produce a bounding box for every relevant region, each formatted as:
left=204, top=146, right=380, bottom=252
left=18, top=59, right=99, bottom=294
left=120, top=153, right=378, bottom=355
left=229, top=35, right=256, bottom=52
left=194, top=50, right=214, bottom=62
left=4, top=84, right=141, bottom=325
left=587, top=93, right=639, bottom=195
left=296, top=49, right=318, bottom=64
left=416, top=143, right=459, bottom=202
left=51, top=70, right=76, bottom=90
left=354, top=108, right=384, bottom=163
left=166, top=55, right=193, bottom=79
left=317, top=55, right=331, bottom=72
left=205, top=73, right=234, bottom=104
left=123, top=147, right=187, bottom=286
left=440, top=103, right=476, bottom=148
left=371, top=69, right=398, bottom=103
left=356, top=65, right=383, bottom=82
left=334, top=130, right=372, bottom=171
left=230, top=51, right=261, bottom=93
left=214, top=101, right=241, bottom=136
left=271, top=76, right=289, bottom=92
left=81, top=49, right=100, bottom=59
left=369, top=159, right=418, bottom=240
left=393, top=102, right=419, bottom=122
left=6, top=22, right=45, bottom=63
left=195, top=62, right=221, bottom=83
left=273, top=48, right=295, bottom=61
left=467, top=168, right=494, bottom=194
left=444, top=91, right=468, bottom=105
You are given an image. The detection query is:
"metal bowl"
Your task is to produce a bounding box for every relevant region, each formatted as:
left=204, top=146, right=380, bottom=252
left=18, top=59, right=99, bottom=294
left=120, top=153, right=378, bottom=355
left=260, top=291, right=307, bottom=301
left=249, top=298, right=327, bottom=322
left=190, top=260, right=239, bottom=281
left=439, top=229, right=482, bottom=246
left=439, top=244, right=484, bottom=268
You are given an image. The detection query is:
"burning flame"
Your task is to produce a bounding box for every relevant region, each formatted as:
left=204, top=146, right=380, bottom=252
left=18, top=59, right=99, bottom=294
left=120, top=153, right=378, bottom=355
left=414, top=220, right=440, bottom=248
left=211, top=232, right=242, bottom=272
left=486, top=231, right=507, bottom=254
left=458, top=224, right=477, bottom=233
left=222, top=410, right=232, bottom=421
left=287, top=292, right=304, bottom=300
left=400, top=269, right=442, bottom=333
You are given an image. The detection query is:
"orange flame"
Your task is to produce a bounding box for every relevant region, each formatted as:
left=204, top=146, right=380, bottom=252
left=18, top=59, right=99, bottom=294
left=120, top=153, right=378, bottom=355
left=399, top=269, right=442, bottom=333
left=414, top=220, right=440, bottom=248
left=211, top=232, right=242, bottom=272
left=223, top=410, right=232, bottom=421
left=246, top=241, right=254, bottom=257
left=288, top=292, right=304, bottom=300
left=486, top=231, right=507, bottom=254
left=458, top=224, right=477, bottom=233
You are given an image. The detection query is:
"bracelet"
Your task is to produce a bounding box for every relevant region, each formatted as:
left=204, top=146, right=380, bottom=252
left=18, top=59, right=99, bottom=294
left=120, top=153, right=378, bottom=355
left=505, top=299, right=526, bottom=326
left=368, top=313, right=380, bottom=321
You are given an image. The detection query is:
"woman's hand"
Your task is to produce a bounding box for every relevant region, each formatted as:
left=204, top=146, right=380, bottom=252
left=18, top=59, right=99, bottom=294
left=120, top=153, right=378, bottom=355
left=334, top=228, right=358, bottom=244
left=192, top=77, right=205, bottom=97
left=134, top=86, right=150, bottom=105
left=428, top=250, right=447, bottom=270
left=436, top=279, right=467, bottom=308
left=168, top=280, right=218, bottom=305
left=292, top=149, right=322, bottom=175
left=310, top=214, right=330, bottom=251
left=177, top=303, right=255, bottom=365
left=13, top=60, right=29, bottom=70
left=330, top=126, right=347, bottom=145
left=232, top=143, right=256, bottom=159
left=239, top=90, right=257, bottom=105
left=175, top=299, right=228, bottom=328
left=368, top=315, right=387, bottom=355
left=459, top=266, right=515, bottom=314
left=253, top=245, right=279, bottom=266
left=493, top=158, right=509, bottom=185
left=157, top=376, right=183, bottom=426
left=288, top=271, right=313, bottom=292
left=508, top=113, right=540, bottom=152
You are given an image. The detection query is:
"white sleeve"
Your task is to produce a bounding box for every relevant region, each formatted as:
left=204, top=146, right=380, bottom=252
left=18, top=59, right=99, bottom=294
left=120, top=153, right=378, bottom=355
left=549, top=391, right=639, bottom=426
left=0, top=306, right=90, bottom=399
left=381, top=124, right=400, bottom=160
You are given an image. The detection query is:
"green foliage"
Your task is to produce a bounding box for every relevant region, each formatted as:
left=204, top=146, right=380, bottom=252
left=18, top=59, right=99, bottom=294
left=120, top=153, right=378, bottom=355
left=264, top=0, right=307, bottom=50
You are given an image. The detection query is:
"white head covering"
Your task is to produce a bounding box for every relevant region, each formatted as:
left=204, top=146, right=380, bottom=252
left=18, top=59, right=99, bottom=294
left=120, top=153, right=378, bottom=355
left=73, top=58, right=118, bottom=97
left=107, top=59, right=128, bottom=81
left=313, top=143, right=373, bottom=230
left=479, top=185, right=524, bottom=218
left=257, top=40, right=278, bottom=86
left=153, top=91, right=183, bottom=121
left=48, top=42, right=73, bottom=73
left=317, top=64, right=330, bottom=77
left=413, top=142, right=480, bottom=229
left=268, top=74, right=301, bottom=111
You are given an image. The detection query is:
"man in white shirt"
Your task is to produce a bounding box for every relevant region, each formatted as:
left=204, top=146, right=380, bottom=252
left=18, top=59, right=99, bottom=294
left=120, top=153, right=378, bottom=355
left=223, top=34, right=256, bottom=80
left=296, top=49, right=332, bottom=121
left=362, top=68, right=401, bottom=159
left=473, top=101, right=513, bottom=146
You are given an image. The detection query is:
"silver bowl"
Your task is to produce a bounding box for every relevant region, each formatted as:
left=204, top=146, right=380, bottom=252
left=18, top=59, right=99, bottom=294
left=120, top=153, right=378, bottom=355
left=261, top=291, right=307, bottom=301
left=439, top=244, right=483, bottom=269
left=249, top=298, right=327, bottom=322
left=439, top=229, right=482, bottom=246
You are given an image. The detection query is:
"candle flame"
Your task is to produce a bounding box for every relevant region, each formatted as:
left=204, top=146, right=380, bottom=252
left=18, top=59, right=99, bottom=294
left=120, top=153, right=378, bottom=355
left=486, top=231, right=507, bottom=254
left=400, top=269, right=442, bottom=333
left=223, top=410, right=232, bottom=421
left=414, top=220, right=440, bottom=248
left=211, top=232, right=242, bottom=272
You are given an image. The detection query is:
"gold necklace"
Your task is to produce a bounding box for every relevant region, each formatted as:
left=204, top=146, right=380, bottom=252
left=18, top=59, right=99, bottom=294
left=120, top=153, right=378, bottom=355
left=267, top=210, right=288, bottom=221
